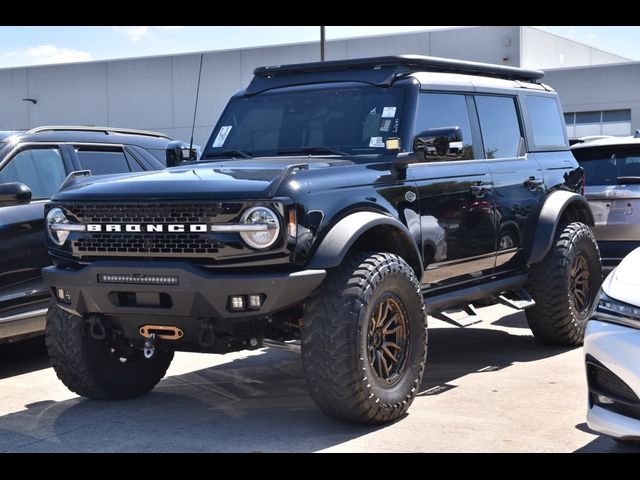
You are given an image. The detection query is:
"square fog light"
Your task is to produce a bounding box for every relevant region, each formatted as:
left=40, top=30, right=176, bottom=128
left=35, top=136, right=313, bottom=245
left=230, top=295, right=245, bottom=310
left=248, top=294, right=263, bottom=309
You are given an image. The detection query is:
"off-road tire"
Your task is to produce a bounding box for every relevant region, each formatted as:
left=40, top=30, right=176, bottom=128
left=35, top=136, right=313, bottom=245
left=526, top=222, right=602, bottom=346
left=301, top=252, right=428, bottom=424
left=46, top=305, right=173, bottom=399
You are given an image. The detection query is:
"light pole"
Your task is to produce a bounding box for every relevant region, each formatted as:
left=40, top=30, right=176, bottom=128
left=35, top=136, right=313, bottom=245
left=320, top=26, right=325, bottom=61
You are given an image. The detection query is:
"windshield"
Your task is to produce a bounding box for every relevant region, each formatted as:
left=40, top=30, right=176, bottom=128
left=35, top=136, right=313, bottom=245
left=205, top=85, right=405, bottom=157
left=573, top=145, right=640, bottom=185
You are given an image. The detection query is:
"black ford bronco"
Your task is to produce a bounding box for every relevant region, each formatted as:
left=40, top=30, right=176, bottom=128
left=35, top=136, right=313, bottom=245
left=42, top=56, right=601, bottom=424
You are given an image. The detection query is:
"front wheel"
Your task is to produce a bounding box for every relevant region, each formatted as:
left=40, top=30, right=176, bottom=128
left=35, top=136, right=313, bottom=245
left=525, top=222, right=602, bottom=346
left=46, top=305, right=173, bottom=399
left=301, top=252, right=428, bottom=424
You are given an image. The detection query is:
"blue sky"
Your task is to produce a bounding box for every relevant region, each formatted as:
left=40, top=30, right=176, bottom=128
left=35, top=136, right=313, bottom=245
left=0, top=26, right=637, bottom=68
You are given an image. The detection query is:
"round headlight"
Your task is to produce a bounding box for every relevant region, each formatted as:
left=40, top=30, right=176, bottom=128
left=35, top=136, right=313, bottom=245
left=239, top=206, right=280, bottom=250
left=46, top=207, right=70, bottom=245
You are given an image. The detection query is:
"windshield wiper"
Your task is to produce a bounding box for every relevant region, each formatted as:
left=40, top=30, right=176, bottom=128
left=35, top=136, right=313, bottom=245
left=204, top=149, right=253, bottom=159
left=278, top=146, right=349, bottom=157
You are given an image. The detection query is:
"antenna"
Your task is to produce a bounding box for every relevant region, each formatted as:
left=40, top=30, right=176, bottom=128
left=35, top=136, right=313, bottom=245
left=189, top=54, right=204, bottom=157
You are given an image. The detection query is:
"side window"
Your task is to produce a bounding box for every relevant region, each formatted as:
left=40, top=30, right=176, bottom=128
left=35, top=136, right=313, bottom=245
left=0, top=147, right=66, bottom=199
left=415, top=93, right=474, bottom=161
left=124, top=150, right=144, bottom=172
left=526, top=96, right=566, bottom=148
left=75, top=147, right=132, bottom=175
left=475, top=96, right=522, bottom=159
left=146, top=148, right=167, bottom=165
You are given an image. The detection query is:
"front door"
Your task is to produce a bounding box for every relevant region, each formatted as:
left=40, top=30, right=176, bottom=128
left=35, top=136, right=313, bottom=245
left=409, top=92, right=496, bottom=287
left=0, top=144, right=71, bottom=318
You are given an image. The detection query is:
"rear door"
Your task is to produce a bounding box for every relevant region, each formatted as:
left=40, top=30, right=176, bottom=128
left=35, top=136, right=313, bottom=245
left=475, top=94, right=545, bottom=273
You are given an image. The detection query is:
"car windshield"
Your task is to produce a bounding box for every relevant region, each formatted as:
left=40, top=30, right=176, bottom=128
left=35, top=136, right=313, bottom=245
left=573, top=145, right=640, bottom=186
left=204, top=85, right=405, bottom=158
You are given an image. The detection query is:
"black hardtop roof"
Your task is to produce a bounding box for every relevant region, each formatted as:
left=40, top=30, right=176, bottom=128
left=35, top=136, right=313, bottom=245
left=248, top=55, right=544, bottom=95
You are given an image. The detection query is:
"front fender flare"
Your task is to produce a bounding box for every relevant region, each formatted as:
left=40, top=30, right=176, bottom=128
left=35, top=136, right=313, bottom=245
left=307, top=211, right=423, bottom=274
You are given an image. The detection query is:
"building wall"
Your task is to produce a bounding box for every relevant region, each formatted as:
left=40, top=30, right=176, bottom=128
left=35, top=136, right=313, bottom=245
left=544, top=62, right=640, bottom=137
left=0, top=26, right=629, bottom=147
left=520, top=27, right=628, bottom=69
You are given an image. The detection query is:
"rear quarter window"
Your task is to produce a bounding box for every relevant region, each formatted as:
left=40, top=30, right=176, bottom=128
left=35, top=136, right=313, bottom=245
left=526, top=96, right=566, bottom=148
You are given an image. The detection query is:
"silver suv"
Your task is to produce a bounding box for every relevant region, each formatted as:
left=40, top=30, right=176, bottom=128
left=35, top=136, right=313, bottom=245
left=571, top=133, right=640, bottom=270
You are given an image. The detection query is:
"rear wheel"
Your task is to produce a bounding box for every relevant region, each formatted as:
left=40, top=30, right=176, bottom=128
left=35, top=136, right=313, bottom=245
left=46, top=305, right=173, bottom=399
left=301, top=252, right=428, bottom=424
left=525, top=222, right=602, bottom=346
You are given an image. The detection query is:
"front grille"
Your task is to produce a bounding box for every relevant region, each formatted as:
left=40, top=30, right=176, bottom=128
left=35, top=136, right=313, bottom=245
left=75, top=233, right=225, bottom=255
left=61, top=202, right=246, bottom=261
left=66, top=203, right=226, bottom=224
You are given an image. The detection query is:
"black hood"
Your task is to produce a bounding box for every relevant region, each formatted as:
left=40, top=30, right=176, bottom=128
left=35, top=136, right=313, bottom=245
left=53, top=157, right=355, bottom=201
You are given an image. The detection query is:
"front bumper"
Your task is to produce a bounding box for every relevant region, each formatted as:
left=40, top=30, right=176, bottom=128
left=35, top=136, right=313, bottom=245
left=585, top=320, right=640, bottom=440
left=42, top=260, right=326, bottom=320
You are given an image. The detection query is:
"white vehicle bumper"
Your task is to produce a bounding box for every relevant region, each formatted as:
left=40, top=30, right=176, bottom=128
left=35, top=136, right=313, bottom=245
left=585, top=320, right=640, bottom=440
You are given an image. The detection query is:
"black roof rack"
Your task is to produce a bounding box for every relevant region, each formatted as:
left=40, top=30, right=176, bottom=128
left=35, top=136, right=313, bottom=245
left=248, top=55, right=544, bottom=95
left=26, top=125, right=170, bottom=139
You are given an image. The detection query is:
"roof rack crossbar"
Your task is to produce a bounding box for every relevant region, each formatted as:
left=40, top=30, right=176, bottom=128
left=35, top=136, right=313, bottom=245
left=26, top=125, right=170, bottom=139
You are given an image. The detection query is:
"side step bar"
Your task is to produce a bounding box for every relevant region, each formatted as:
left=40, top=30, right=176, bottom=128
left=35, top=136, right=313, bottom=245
left=432, top=304, right=482, bottom=328
left=424, top=274, right=527, bottom=313
left=425, top=274, right=528, bottom=328
left=494, top=289, right=536, bottom=310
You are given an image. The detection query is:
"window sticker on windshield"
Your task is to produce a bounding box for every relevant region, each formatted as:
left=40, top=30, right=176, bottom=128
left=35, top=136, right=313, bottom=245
left=369, top=136, right=385, bottom=148
left=382, top=107, right=397, bottom=118
left=212, top=126, right=232, bottom=148
left=380, top=119, right=392, bottom=132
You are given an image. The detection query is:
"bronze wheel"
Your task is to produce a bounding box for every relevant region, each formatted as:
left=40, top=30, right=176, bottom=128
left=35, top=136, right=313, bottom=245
left=570, top=252, right=592, bottom=318
left=367, top=295, right=409, bottom=386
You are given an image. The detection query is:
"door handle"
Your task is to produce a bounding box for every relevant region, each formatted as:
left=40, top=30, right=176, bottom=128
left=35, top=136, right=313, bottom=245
left=470, top=183, right=493, bottom=197
left=524, top=177, right=544, bottom=190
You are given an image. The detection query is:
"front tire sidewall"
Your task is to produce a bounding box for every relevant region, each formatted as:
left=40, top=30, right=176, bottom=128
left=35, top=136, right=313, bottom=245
left=358, top=272, right=425, bottom=405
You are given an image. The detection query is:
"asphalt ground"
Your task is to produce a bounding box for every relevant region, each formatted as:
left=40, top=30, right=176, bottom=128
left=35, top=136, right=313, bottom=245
left=0, top=303, right=638, bottom=452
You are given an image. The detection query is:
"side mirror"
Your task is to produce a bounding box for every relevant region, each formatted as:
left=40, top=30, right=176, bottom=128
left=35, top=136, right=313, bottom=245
left=166, top=141, right=199, bottom=167
left=413, top=126, right=463, bottom=161
left=0, top=182, right=32, bottom=206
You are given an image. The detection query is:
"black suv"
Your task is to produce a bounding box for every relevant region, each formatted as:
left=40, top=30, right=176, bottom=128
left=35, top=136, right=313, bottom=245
left=0, top=126, right=177, bottom=344
left=42, top=56, right=601, bottom=424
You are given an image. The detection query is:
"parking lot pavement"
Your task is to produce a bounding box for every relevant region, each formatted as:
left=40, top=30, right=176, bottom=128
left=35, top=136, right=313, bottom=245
left=0, top=304, right=639, bottom=453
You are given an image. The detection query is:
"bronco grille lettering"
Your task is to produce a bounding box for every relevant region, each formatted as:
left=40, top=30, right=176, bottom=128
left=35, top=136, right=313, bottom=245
left=87, top=224, right=209, bottom=233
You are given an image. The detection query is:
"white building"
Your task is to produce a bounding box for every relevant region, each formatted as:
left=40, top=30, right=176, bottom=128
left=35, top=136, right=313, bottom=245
left=0, top=26, right=633, bottom=146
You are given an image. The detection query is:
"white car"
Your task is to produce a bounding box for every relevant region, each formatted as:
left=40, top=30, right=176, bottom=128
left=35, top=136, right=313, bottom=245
left=586, top=246, right=640, bottom=442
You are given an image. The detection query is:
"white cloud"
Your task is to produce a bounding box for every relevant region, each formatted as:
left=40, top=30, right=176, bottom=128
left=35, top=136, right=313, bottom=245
left=113, top=26, right=150, bottom=42
left=4, top=44, right=92, bottom=66
left=587, top=33, right=597, bottom=40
